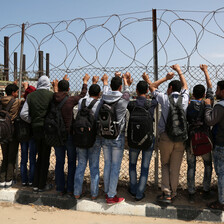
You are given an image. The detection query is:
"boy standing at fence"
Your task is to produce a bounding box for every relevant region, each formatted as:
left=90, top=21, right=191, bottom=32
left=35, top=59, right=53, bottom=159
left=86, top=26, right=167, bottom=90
left=99, top=72, right=132, bottom=205
left=20, top=75, right=53, bottom=193
left=52, top=74, right=89, bottom=196
left=74, top=75, right=109, bottom=200
left=127, top=76, right=157, bottom=201
left=0, top=84, right=21, bottom=188
left=144, top=64, right=189, bottom=203
left=204, top=80, right=224, bottom=211
left=186, top=64, right=214, bottom=203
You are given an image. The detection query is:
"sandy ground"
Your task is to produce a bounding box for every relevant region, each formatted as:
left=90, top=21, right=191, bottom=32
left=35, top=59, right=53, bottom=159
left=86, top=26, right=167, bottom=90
left=0, top=202, right=215, bottom=224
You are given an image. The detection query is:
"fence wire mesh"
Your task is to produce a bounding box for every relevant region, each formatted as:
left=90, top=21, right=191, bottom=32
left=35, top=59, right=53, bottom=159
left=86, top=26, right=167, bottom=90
left=0, top=7, right=224, bottom=189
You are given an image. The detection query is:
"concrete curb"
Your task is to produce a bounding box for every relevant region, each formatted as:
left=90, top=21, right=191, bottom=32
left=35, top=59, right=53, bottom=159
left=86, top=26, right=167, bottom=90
left=0, top=188, right=223, bottom=222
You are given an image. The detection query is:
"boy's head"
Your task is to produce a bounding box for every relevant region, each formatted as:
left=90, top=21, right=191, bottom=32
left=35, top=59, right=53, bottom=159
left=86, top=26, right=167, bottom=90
left=167, top=80, right=182, bottom=95
left=110, top=76, right=122, bottom=91
left=216, top=80, right=224, bottom=99
left=89, top=84, right=101, bottom=97
left=5, top=84, right=19, bottom=97
left=58, top=80, right=69, bottom=92
left=192, top=84, right=205, bottom=99
left=136, top=81, right=148, bottom=95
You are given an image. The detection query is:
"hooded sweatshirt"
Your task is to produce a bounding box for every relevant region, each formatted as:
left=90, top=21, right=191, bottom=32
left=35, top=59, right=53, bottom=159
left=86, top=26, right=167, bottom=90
left=53, top=83, right=87, bottom=132
left=20, top=75, right=53, bottom=128
left=101, top=85, right=130, bottom=135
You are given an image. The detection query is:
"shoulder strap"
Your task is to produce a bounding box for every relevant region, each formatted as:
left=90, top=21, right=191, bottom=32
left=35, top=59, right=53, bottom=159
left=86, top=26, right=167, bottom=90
left=143, top=100, right=151, bottom=110
left=87, top=99, right=97, bottom=110
left=57, top=96, right=69, bottom=109
left=81, top=98, right=87, bottom=109
left=5, top=99, right=16, bottom=112
left=196, top=100, right=205, bottom=121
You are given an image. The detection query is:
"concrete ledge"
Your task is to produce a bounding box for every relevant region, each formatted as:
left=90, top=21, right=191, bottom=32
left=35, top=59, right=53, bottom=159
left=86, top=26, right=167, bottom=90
left=146, top=203, right=223, bottom=222
left=0, top=187, right=223, bottom=223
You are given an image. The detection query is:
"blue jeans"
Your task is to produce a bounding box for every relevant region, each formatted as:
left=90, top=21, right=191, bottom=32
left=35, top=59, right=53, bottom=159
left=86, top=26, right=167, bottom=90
left=213, top=145, right=224, bottom=204
left=102, top=133, right=125, bottom=198
left=129, top=141, right=154, bottom=200
left=54, top=135, right=76, bottom=193
left=187, top=149, right=212, bottom=194
left=74, top=137, right=102, bottom=197
left=20, top=138, right=37, bottom=184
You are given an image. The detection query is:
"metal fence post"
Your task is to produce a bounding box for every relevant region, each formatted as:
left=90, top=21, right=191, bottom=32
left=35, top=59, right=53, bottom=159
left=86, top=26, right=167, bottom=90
left=46, top=53, right=50, bottom=77
left=4, top=36, right=9, bottom=81
left=18, top=23, right=25, bottom=99
left=38, top=51, right=44, bottom=77
left=14, top=52, right=17, bottom=81
left=152, top=9, right=159, bottom=189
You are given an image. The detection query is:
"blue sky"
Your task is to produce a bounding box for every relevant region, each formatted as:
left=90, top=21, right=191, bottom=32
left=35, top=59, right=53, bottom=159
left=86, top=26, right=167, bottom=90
left=0, top=0, right=224, bottom=71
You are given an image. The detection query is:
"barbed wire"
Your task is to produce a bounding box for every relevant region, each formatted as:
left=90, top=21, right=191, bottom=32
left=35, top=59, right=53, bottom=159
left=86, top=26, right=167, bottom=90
left=0, top=7, right=224, bottom=77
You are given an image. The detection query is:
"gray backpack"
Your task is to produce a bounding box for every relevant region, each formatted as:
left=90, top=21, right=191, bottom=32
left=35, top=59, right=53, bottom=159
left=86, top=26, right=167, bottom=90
left=165, top=95, right=188, bottom=142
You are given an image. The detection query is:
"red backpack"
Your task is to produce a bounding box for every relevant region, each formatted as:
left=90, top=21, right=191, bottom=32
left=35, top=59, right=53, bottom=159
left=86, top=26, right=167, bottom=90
left=187, top=100, right=213, bottom=156
left=190, top=128, right=213, bottom=156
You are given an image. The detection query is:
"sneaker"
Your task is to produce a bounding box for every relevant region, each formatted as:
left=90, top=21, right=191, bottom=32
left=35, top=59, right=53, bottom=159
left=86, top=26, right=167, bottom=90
left=22, top=183, right=28, bottom=187
left=203, top=190, right=211, bottom=200
left=38, top=184, right=53, bottom=192
left=5, top=180, right=13, bottom=188
left=106, top=195, right=125, bottom=205
left=0, top=181, right=5, bottom=188
left=135, top=193, right=145, bottom=201
left=128, top=188, right=136, bottom=198
left=33, top=187, right=38, bottom=193
left=28, top=183, right=33, bottom=187
left=188, top=193, right=195, bottom=204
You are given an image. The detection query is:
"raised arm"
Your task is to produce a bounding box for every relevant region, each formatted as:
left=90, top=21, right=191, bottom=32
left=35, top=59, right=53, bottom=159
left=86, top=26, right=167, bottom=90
left=142, top=72, right=174, bottom=93
left=171, top=64, right=188, bottom=90
left=200, top=64, right=212, bottom=89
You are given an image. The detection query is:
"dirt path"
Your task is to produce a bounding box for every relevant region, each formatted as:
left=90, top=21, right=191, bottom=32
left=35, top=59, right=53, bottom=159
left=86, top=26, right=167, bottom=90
left=0, top=202, right=213, bottom=224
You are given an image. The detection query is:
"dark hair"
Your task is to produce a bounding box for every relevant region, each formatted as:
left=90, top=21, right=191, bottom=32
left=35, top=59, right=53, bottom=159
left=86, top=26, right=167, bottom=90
left=110, top=76, right=122, bottom=91
left=168, top=80, right=182, bottom=93
left=58, top=80, right=69, bottom=92
left=137, top=81, right=148, bottom=94
left=89, top=84, right=101, bottom=96
left=217, top=80, right=224, bottom=90
left=5, top=84, right=19, bottom=96
left=193, top=84, right=205, bottom=99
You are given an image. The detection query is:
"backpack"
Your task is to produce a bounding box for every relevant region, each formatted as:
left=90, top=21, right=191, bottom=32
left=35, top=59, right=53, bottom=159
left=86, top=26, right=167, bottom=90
left=97, top=100, right=120, bottom=139
left=127, top=100, right=154, bottom=150
left=44, top=96, right=68, bottom=147
left=0, top=98, right=16, bottom=144
left=187, top=100, right=213, bottom=156
left=72, top=98, right=97, bottom=148
left=165, top=94, right=188, bottom=142
left=14, top=115, right=32, bottom=142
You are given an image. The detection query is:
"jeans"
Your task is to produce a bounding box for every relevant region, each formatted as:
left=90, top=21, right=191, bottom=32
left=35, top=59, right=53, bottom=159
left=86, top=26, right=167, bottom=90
left=213, top=145, right=224, bottom=204
left=129, top=140, right=154, bottom=199
left=20, top=138, right=37, bottom=184
left=102, top=133, right=125, bottom=198
left=187, top=149, right=212, bottom=194
left=54, top=135, right=76, bottom=193
left=74, top=137, right=101, bottom=197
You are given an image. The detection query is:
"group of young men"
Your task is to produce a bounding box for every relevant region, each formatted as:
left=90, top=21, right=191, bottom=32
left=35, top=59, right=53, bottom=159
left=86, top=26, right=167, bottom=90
left=0, top=63, right=223, bottom=210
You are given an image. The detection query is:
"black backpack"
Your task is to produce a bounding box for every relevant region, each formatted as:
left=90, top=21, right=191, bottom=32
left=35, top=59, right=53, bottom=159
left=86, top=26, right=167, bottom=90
left=127, top=100, right=154, bottom=150
left=97, top=100, right=120, bottom=139
left=72, top=98, right=97, bottom=148
left=0, top=98, right=16, bottom=144
left=14, top=115, right=32, bottom=142
left=44, top=96, right=69, bottom=147
left=165, top=95, right=188, bottom=142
